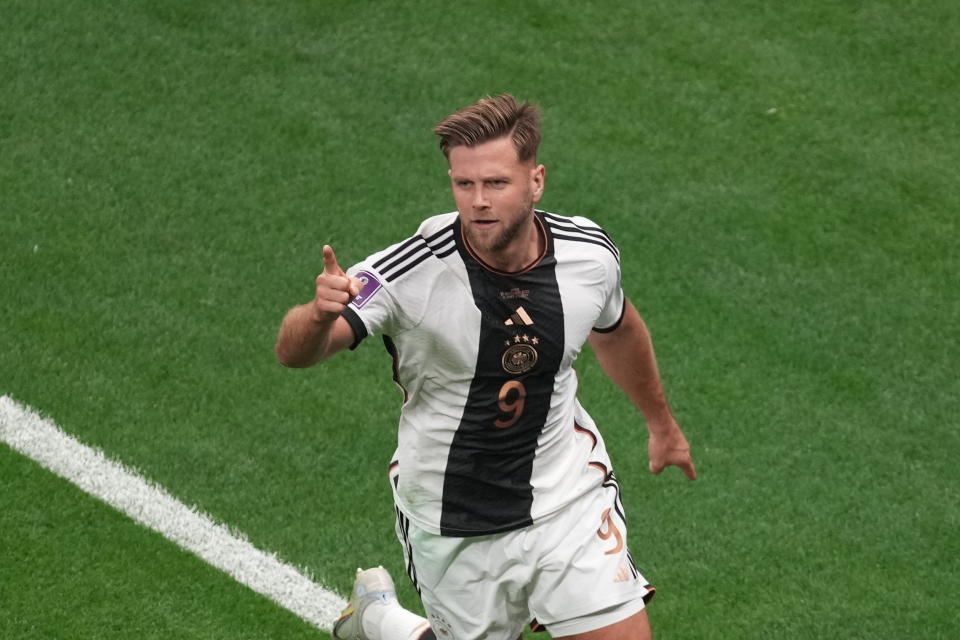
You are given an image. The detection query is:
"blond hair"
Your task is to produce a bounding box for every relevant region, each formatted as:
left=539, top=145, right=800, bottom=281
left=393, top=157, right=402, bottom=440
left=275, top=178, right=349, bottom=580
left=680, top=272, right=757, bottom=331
left=433, top=94, right=541, bottom=163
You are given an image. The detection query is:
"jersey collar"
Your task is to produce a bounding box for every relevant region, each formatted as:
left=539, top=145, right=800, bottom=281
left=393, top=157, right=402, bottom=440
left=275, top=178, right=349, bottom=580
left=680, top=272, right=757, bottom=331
left=456, top=211, right=553, bottom=276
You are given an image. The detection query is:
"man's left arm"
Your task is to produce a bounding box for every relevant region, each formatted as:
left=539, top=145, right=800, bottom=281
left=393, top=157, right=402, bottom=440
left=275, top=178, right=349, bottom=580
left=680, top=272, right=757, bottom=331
left=588, top=300, right=697, bottom=480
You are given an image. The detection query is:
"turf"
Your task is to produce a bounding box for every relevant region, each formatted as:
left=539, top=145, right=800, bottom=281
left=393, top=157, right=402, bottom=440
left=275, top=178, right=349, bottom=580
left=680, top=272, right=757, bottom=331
left=0, top=445, right=323, bottom=639
left=2, top=0, right=958, bottom=638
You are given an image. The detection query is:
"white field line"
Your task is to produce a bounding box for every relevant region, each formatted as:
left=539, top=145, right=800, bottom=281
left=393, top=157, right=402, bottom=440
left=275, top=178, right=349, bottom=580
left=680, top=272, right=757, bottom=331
left=0, top=395, right=346, bottom=631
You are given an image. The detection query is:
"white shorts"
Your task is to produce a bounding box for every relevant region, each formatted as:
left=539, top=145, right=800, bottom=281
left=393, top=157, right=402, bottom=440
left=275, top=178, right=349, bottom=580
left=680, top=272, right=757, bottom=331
left=394, top=481, right=654, bottom=640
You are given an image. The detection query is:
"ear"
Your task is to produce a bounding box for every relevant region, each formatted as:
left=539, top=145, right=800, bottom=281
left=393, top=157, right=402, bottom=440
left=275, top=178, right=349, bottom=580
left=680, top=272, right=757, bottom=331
left=531, top=164, right=546, bottom=202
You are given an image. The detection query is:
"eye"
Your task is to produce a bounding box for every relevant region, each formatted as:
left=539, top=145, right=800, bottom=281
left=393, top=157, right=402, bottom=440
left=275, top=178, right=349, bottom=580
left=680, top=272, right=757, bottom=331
left=455, top=180, right=473, bottom=188
left=489, top=179, right=508, bottom=188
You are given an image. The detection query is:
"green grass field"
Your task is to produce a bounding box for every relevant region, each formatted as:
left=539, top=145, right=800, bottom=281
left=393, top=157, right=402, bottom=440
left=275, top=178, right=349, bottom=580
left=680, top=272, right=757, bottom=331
left=2, top=1, right=958, bottom=638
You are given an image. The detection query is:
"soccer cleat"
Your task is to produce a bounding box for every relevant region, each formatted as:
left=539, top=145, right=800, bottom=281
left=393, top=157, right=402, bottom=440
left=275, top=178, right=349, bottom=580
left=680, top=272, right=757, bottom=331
left=332, top=566, right=397, bottom=640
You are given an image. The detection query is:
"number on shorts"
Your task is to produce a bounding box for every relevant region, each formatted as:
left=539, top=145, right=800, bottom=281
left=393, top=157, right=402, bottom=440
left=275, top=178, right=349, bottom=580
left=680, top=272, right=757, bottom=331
left=494, top=380, right=526, bottom=428
left=598, top=508, right=624, bottom=555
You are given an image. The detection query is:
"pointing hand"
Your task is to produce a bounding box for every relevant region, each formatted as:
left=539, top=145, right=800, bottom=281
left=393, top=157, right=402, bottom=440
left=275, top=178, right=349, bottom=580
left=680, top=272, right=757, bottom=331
left=313, top=245, right=364, bottom=324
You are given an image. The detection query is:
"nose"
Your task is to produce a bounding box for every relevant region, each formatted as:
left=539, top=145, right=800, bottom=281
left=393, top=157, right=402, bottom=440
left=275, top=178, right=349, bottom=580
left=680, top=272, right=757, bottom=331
left=472, top=185, right=490, bottom=210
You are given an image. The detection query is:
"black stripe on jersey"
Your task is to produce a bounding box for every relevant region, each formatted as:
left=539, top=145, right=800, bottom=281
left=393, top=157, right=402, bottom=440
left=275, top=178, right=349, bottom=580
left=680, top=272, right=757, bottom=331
left=384, top=256, right=425, bottom=282
left=380, top=241, right=431, bottom=280
left=373, top=235, right=424, bottom=270
left=544, top=215, right=615, bottom=241
left=543, top=213, right=620, bottom=257
left=424, top=227, right=457, bottom=262
left=435, top=244, right=457, bottom=259
left=542, top=211, right=616, bottom=243
left=550, top=231, right=620, bottom=261
left=379, top=224, right=457, bottom=283
left=427, top=235, right=455, bottom=256
left=440, top=217, right=565, bottom=536
left=425, top=223, right=456, bottom=244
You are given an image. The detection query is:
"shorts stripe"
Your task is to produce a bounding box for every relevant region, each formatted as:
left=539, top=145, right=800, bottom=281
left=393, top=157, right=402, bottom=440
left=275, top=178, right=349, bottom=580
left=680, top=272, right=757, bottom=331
left=395, top=507, right=421, bottom=595
left=626, top=550, right=640, bottom=580
left=601, top=471, right=628, bottom=524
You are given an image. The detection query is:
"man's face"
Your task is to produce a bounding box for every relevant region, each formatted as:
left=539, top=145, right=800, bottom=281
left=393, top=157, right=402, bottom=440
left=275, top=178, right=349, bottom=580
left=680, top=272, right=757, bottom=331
left=447, top=136, right=545, bottom=257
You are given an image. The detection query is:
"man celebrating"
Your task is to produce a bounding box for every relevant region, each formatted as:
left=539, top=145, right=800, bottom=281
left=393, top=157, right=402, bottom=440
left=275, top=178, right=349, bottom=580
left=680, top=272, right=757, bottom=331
left=275, top=95, right=696, bottom=640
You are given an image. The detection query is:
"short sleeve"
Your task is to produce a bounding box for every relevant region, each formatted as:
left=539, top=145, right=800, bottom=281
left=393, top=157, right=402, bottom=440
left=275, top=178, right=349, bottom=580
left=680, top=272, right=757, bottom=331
left=592, top=259, right=625, bottom=333
left=341, top=263, right=399, bottom=349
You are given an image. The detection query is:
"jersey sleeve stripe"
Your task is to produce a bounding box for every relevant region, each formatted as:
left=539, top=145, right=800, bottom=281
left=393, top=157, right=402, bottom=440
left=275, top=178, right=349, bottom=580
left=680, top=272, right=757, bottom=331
left=373, top=220, right=455, bottom=272
left=543, top=211, right=617, bottom=243
left=547, top=220, right=620, bottom=257
left=425, top=222, right=456, bottom=243
left=550, top=231, right=621, bottom=261
left=434, top=244, right=457, bottom=259
left=545, top=215, right=616, bottom=242
left=381, top=227, right=457, bottom=282
left=384, top=251, right=431, bottom=282
left=373, top=234, right=424, bottom=269
left=380, top=241, right=430, bottom=278
left=427, top=235, right=455, bottom=254
left=558, top=223, right=618, bottom=251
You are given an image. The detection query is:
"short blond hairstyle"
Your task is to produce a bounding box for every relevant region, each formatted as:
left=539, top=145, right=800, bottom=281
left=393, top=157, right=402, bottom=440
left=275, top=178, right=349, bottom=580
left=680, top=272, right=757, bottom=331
left=433, top=94, right=541, bottom=164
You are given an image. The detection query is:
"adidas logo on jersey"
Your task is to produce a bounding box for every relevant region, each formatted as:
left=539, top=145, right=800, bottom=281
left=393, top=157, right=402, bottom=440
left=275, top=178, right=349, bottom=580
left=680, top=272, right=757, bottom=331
left=504, top=306, right=534, bottom=326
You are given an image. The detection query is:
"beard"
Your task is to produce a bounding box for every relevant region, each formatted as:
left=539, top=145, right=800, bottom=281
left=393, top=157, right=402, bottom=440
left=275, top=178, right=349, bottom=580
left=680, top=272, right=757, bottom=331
left=487, top=208, right=530, bottom=252
left=463, top=192, right=535, bottom=256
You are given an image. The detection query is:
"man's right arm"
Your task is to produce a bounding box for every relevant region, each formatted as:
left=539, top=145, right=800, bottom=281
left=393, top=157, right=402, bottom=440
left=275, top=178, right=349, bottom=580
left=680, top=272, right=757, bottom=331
left=275, top=245, right=362, bottom=368
left=275, top=307, right=356, bottom=368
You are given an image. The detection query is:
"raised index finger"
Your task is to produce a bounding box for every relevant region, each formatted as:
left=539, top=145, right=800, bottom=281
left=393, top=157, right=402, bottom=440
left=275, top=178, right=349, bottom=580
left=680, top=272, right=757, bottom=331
left=322, top=245, right=343, bottom=276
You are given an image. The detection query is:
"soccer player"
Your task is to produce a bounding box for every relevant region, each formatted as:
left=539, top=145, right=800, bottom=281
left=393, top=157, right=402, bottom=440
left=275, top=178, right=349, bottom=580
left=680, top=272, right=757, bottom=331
left=275, top=95, right=696, bottom=640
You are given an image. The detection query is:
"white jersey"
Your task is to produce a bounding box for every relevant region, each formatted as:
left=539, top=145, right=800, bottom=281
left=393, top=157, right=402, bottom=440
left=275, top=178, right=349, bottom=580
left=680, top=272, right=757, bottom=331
left=342, top=210, right=625, bottom=537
